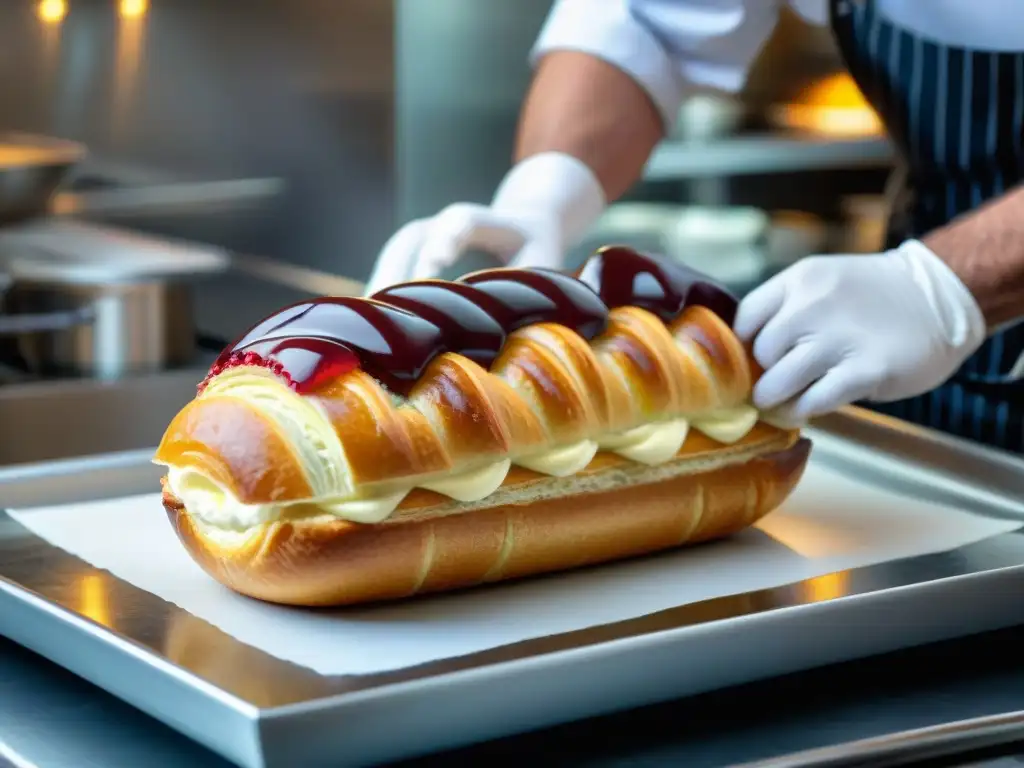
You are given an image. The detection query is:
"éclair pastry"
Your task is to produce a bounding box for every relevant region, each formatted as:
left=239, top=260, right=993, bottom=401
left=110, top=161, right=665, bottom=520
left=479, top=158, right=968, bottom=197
left=154, top=246, right=811, bottom=606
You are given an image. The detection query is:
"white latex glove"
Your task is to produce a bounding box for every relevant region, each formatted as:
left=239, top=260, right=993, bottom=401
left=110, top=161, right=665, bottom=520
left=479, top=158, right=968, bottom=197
left=363, top=152, right=606, bottom=295
left=733, top=239, right=987, bottom=427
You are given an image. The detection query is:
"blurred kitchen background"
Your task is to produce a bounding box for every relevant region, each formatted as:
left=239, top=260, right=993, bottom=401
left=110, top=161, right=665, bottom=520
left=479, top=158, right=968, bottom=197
left=0, top=0, right=894, bottom=466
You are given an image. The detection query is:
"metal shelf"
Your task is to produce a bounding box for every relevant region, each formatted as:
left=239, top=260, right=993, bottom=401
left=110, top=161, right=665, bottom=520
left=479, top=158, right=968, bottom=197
left=644, top=133, right=895, bottom=180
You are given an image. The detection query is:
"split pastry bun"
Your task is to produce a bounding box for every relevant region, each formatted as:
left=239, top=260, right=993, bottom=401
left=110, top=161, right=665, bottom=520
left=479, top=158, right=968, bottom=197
left=154, top=247, right=811, bottom=606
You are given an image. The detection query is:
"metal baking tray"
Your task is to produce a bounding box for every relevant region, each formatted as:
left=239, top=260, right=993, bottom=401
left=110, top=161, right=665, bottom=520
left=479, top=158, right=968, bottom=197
left=0, top=407, right=1023, bottom=768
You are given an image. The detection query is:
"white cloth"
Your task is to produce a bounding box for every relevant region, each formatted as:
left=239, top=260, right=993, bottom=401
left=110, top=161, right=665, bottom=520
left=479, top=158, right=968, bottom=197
left=733, top=240, right=987, bottom=426
left=533, top=0, right=1024, bottom=127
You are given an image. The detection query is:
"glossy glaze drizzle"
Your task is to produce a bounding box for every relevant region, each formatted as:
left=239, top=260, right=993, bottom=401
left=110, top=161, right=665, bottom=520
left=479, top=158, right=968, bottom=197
left=576, top=245, right=738, bottom=326
left=204, top=247, right=737, bottom=396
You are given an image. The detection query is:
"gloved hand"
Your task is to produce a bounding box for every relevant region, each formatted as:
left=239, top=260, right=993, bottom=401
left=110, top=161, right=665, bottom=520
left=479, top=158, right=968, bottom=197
left=733, top=239, right=987, bottom=427
left=363, top=152, right=606, bottom=295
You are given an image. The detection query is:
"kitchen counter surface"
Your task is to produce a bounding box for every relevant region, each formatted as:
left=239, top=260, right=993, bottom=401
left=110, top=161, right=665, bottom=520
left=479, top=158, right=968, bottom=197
left=4, top=623, right=1024, bottom=767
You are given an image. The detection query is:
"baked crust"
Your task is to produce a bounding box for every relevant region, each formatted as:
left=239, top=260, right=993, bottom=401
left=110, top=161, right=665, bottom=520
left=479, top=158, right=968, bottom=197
left=163, top=424, right=810, bottom=606
left=155, top=270, right=810, bottom=607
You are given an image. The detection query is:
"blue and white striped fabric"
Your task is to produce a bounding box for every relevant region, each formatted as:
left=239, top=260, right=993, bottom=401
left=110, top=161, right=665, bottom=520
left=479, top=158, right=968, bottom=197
left=831, top=0, right=1024, bottom=452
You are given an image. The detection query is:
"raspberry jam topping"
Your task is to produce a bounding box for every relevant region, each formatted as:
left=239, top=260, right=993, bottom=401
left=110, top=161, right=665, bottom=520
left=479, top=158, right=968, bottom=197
left=201, top=249, right=736, bottom=396
left=232, top=337, right=361, bottom=394
left=197, top=350, right=294, bottom=394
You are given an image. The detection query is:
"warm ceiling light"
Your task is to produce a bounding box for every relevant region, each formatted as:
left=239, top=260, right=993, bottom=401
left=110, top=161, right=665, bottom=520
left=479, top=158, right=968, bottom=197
left=36, top=0, right=67, bottom=24
left=119, top=0, right=148, bottom=19
left=773, top=73, right=884, bottom=137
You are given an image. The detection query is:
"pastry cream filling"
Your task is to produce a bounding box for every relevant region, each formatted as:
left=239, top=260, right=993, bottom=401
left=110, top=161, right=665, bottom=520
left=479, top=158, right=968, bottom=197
left=516, top=440, right=599, bottom=477
left=197, top=371, right=350, bottom=498
left=162, top=371, right=762, bottom=530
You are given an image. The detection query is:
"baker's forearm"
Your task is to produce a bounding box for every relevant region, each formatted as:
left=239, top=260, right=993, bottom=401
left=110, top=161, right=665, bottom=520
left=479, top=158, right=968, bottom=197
left=514, top=51, right=666, bottom=203
left=923, top=185, right=1024, bottom=328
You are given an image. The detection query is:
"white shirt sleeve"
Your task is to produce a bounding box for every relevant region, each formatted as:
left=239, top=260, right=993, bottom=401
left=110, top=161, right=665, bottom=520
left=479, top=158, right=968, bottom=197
left=530, top=0, right=786, bottom=128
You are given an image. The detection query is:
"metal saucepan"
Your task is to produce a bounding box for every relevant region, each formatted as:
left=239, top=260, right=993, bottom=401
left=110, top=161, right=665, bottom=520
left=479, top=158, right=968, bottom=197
left=0, top=221, right=228, bottom=379
left=3, top=280, right=196, bottom=380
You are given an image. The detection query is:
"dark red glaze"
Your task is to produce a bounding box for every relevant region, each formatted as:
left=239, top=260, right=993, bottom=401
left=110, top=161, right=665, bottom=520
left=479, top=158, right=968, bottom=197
left=230, top=338, right=360, bottom=394
left=206, top=248, right=735, bottom=396
left=458, top=267, right=608, bottom=341
left=371, top=280, right=508, bottom=369
left=576, top=246, right=738, bottom=327
left=212, top=299, right=442, bottom=395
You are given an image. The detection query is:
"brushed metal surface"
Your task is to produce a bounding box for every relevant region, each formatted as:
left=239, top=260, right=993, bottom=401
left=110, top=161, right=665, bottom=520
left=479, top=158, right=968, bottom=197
left=0, top=409, right=1022, bottom=767
left=0, top=368, right=206, bottom=467
left=50, top=178, right=284, bottom=220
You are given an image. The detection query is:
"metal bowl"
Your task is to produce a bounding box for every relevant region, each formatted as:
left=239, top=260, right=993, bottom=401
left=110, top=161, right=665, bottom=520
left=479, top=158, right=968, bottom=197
left=0, top=132, right=86, bottom=226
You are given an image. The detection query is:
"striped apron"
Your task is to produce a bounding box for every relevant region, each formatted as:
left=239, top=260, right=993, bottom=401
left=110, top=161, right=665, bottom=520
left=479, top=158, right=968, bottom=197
left=831, top=0, right=1024, bottom=453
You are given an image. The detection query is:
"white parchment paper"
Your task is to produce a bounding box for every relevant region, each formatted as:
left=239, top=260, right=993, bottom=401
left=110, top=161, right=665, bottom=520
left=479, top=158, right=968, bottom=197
left=9, top=461, right=1019, bottom=676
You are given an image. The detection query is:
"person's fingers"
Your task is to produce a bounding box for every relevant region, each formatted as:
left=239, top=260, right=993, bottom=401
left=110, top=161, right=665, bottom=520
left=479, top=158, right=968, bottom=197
left=363, top=219, right=429, bottom=295
left=768, top=362, right=881, bottom=425
left=415, top=205, right=528, bottom=280
left=733, top=274, right=787, bottom=343
left=749, top=304, right=807, bottom=371
left=751, top=341, right=833, bottom=412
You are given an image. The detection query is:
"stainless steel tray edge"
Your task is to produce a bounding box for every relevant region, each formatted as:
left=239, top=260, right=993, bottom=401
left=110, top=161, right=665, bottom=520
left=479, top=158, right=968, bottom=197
left=256, top=563, right=1024, bottom=767
left=809, top=407, right=1024, bottom=519
left=0, top=576, right=262, bottom=768
left=0, top=448, right=163, bottom=508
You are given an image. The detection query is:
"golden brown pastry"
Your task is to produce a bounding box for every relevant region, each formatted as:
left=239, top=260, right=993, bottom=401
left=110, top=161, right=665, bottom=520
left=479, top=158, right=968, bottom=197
left=154, top=247, right=811, bottom=606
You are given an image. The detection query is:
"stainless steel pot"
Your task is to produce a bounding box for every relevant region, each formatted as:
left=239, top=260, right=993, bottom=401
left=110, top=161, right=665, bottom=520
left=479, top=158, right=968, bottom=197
left=3, top=280, right=196, bottom=380
left=0, top=221, right=228, bottom=380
